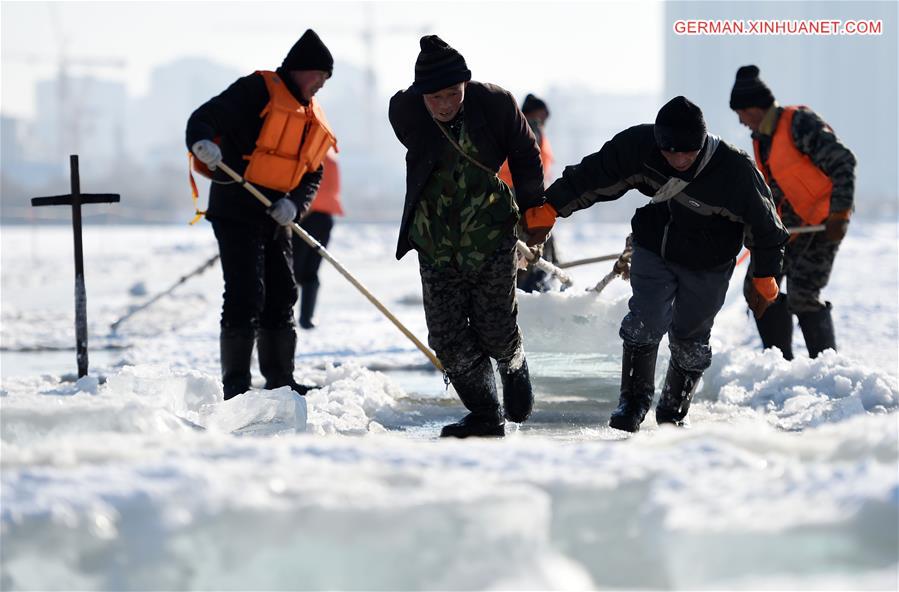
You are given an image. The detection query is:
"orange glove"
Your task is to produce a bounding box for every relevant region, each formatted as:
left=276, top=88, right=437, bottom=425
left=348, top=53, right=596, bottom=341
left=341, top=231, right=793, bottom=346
left=747, top=276, right=779, bottom=319
left=824, top=210, right=850, bottom=242
left=521, top=203, right=557, bottom=247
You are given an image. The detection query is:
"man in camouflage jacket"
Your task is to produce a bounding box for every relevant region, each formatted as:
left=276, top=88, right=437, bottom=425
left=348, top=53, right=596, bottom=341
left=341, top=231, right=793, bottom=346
left=731, top=65, right=857, bottom=359
left=388, top=35, right=548, bottom=438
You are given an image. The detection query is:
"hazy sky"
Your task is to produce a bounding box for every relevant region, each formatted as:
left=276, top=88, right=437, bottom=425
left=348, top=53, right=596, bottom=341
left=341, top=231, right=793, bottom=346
left=1, top=0, right=663, bottom=119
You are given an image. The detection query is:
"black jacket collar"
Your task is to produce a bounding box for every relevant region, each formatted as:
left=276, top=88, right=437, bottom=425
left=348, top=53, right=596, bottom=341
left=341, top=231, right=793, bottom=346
left=275, top=67, right=310, bottom=106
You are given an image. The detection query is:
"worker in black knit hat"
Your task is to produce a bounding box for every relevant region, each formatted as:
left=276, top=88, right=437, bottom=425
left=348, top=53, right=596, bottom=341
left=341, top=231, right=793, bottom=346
left=730, top=65, right=856, bottom=361
left=185, top=29, right=337, bottom=400
left=543, top=95, right=789, bottom=432
left=410, top=34, right=472, bottom=94
left=389, top=35, right=548, bottom=438
left=498, top=93, right=558, bottom=293
left=729, top=64, right=775, bottom=111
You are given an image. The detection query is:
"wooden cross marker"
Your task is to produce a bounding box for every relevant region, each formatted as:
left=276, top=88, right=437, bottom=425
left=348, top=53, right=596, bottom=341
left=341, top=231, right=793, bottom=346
left=31, top=155, right=120, bottom=378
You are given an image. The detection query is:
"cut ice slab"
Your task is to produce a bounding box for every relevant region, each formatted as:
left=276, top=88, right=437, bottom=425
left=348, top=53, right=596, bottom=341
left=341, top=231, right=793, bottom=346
left=199, top=388, right=307, bottom=435
left=517, top=289, right=630, bottom=355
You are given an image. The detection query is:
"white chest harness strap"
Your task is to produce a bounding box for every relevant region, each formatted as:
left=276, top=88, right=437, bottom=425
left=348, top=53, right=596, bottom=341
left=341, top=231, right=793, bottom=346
left=651, top=134, right=721, bottom=204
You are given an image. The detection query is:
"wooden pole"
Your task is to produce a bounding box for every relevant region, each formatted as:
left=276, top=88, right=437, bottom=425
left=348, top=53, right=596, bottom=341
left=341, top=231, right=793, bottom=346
left=515, top=241, right=573, bottom=288
left=216, top=162, right=443, bottom=372
left=557, top=253, right=621, bottom=269
left=31, top=155, right=120, bottom=378
left=786, top=224, right=826, bottom=234
left=69, top=155, right=89, bottom=377
left=588, top=236, right=633, bottom=294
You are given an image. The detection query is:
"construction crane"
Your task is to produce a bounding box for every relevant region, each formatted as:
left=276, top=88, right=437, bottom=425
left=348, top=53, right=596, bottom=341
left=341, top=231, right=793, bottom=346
left=48, top=4, right=126, bottom=160
left=334, top=4, right=431, bottom=149
left=6, top=4, right=126, bottom=160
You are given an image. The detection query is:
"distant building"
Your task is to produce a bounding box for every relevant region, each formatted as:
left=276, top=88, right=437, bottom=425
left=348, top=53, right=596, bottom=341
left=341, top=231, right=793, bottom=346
left=1, top=113, right=66, bottom=216
left=130, top=57, right=241, bottom=169
left=664, top=1, right=898, bottom=214
left=1, top=115, right=22, bottom=166
left=32, top=75, right=128, bottom=176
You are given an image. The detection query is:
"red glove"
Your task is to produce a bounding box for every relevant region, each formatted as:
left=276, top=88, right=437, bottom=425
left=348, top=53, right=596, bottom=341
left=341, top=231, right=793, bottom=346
left=747, top=276, right=779, bottom=319
left=521, top=203, right=557, bottom=247
left=824, top=210, right=850, bottom=242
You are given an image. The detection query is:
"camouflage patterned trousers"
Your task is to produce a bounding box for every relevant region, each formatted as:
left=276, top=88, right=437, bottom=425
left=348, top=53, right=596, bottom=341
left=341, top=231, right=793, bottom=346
left=745, top=230, right=840, bottom=314
left=419, top=234, right=522, bottom=380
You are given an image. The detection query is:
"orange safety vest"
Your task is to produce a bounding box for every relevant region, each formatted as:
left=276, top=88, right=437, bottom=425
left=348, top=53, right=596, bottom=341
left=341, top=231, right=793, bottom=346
left=753, top=106, right=832, bottom=225
left=497, top=135, right=555, bottom=188
left=188, top=72, right=338, bottom=223
left=309, top=148, right=344, bottom=216
left=242, top=70, right=338, bottom=193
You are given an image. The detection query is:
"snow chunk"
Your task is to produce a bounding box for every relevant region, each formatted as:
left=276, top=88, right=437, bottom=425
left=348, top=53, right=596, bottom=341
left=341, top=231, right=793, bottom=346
left=302, top=362, right=403, bottom=435
left=128, top=281, right=148, bottom=296
left=705, top=348, right=898, bottom=430
left=200, top=387, right=307, bottom=435
left=104, top=364, right=221, bottom=422
left=74, top=375, right=100, bottom=394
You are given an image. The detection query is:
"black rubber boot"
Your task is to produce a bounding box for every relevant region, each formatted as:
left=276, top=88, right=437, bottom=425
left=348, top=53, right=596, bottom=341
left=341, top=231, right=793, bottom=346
left=755, top=294, right=794, bottom=360
left=797, top=302, right=836, bottom=359
left=655, top=360, right=703, bottom=426
left=298, top=281, right=319, bottom=330
left=257, top=327, right=314, bottom=396
left=608, top=343, right=659, bottom=433
left=498, top=357, right=534, bottom=423
left=220, top=328, right=255, bottom=400
left=441, top=358, right=505, bottom=438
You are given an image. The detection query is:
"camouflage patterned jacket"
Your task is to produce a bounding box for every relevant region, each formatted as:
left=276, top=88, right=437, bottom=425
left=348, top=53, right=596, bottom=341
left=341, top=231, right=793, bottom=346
left=388, top=81, right=544, bottom=260
left=408, top=117, right=519, bottom=270
left=753, top=105, right=856, bottom=221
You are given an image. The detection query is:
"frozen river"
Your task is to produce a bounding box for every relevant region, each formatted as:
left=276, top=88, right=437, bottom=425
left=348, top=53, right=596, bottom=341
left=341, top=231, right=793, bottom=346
left=2, top=221, right=897, bottom=590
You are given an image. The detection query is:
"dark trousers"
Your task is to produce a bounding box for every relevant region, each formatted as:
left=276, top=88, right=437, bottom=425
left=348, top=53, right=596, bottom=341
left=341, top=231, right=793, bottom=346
left=419, top=235, right=522, bottom=380
left=211, top=218, right=297, bottom=331
left=620, top=245, right=734, bottom=372
left=292, top=212, right=334, bottom=285
left=743, top=231, right=840, bottom=314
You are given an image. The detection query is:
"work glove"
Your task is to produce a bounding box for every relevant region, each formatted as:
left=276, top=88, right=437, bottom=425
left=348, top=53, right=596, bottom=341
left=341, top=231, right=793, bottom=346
left=191, top=139, right=222, bottom=170
left=613, top=255, right=631, bottom=281
left=746, top=276, right=779, bottom=319
left=521, top=202, right=557, bottom=247
left=268, top=197, right=298, bottom=226
left=824, top=210, right=850, bottom=242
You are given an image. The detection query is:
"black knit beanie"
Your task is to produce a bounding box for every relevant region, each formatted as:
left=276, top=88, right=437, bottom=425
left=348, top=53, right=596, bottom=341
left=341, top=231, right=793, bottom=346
left=411, top=35, right=471, bottom=94
left=654, top=96, right=707, bottom=152
left=521, top=93, right=549, bottom=117
left=282, top=29, right=333, bottom=75
left=729, top=65, right=775, bottom=110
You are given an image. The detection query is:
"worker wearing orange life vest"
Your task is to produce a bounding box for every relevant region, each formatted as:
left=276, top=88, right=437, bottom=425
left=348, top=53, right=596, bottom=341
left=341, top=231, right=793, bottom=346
left=731, top=65, right=856, bottom=360
left=498, top=94, right=558, bottom=292
left=186, top=29, right=336, bottom=400
left=293, top=147, right=343, bottom=329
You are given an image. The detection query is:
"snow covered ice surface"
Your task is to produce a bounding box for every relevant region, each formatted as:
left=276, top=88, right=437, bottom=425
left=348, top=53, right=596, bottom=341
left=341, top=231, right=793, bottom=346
left=1, top=222, right=897, bottom=591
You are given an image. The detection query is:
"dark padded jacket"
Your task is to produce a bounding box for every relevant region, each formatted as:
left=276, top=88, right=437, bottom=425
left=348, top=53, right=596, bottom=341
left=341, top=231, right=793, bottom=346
left=545, top=124, right=788, bottom=276
left=185, top=67, right=323, bottom=227
left=388, top=81, right=544, bottom=260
